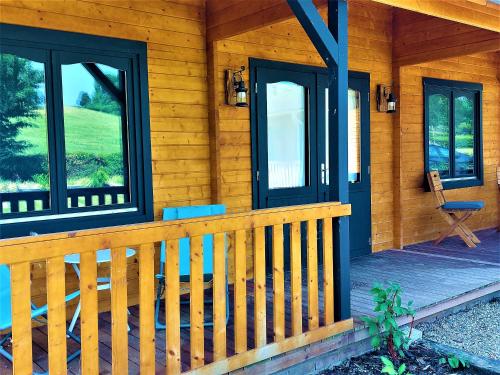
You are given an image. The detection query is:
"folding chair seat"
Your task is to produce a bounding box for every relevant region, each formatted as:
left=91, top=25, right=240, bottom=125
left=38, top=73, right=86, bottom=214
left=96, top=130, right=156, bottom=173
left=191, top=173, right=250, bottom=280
left=427, top=171, right=484, bottom=248
left=154, top=204, right=230, bottom=329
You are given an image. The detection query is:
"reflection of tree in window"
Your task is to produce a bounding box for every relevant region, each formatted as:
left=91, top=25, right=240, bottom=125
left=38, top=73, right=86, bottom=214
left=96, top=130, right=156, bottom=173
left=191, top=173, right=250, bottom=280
left=428, top=94, right=450, bottom=175
left=61, top=63, right=127, bottom=196
left=454, top=95, right=474, bottom=175
left=0, top=53, right=50, bottom=197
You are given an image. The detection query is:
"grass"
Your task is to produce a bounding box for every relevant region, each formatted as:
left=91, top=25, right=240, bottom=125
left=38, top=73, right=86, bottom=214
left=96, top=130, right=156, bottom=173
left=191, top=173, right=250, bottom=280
left=18, top=106, right=123, bottom=156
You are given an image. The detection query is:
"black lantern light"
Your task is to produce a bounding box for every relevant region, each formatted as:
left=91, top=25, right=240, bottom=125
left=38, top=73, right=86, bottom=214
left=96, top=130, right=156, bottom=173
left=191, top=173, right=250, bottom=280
left=225, top=66, right=248, bottom=107
left=386, top=92, right=397, bottom=113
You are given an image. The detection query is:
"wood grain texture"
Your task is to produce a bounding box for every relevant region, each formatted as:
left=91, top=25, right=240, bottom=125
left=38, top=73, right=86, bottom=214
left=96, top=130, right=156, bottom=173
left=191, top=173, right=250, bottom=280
left=233, top=229, right=248, bottom=353
left=10, top=262, right=33, bottom=375
left=165, top=240, right=181, bottom=375
left=272, top=224, right=285, bottom=342
left=213, top=232, right=227, bottom=361
left=79, top=251, right=99, bottom=375
left=307, top=220, right=319, bottom=330
left=46, top=256, right=68, bottom=375
left=290, top=222, right=302, bottom=336
left=138, top=243, right=156, bottom=373
left=253, top=226, right=266, bottom=348
left=190, top=235, right=205, bottom=368
left=111, top=247, right=128, bottom=375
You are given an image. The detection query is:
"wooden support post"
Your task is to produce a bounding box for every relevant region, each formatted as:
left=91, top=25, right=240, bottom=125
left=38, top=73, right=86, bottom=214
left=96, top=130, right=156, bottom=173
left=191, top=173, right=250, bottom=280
left=328, top=0, right=351, bottom=322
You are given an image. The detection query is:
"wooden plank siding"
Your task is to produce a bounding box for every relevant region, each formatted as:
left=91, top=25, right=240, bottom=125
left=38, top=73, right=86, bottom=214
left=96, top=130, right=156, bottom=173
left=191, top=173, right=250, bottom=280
left=0, top=0, right=498, bottom=312
left=0, top=0, right=209, bottom=311
left=397, top=52, right=499, bottom=246
left=213, top=1, right=396, bottom=256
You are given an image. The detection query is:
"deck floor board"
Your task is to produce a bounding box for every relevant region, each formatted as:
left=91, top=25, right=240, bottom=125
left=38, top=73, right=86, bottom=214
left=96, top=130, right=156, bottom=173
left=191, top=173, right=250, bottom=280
left=0, top=229, right=498, bottom=374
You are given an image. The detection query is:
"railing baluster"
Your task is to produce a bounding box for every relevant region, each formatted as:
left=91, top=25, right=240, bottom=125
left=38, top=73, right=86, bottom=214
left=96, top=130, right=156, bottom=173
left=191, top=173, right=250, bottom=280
left=47, top=256, right=68, bottom=375
left=234, top=229, right=247, bottom=353
left=10, top=262, right=33, bottom=375
left=166, top=240, right=181, bottom=375
left=253, top=226, right=266, bottom=348
left=190, top=235, right=205, bottom=368
left=111, top=247, right=128, bottom=375
left=272, top=224, right=285, bottom=342
left=80, top=251, right=99, bottom=374
left=307, top=220, right=319, bottom=330
left=323, top=217, right=335, bottom=325
left=290, top=221, right=302, bottom=336
left=213, top=232, right=226, bottom=361
left=139, top=243, right=155, bottom=373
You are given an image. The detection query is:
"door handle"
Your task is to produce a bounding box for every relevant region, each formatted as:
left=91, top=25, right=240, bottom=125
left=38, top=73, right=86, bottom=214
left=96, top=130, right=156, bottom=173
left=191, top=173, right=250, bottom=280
left=321, top=163, right=326, bottom=184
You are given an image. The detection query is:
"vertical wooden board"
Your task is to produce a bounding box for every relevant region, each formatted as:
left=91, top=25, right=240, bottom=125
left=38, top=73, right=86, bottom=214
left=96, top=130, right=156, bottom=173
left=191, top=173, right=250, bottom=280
left=234, top=229, right=247, bottom=353
left=80, top=251, right=99, bottom=375
left=322, top=217, right=334, bottom=325
left=272, top=224, right=285, bottom=342
left=138, top=243, right=155, bottom=373
left=307, top=220, right=319, bottom=330
left=166, top=240, right=181, bottom=375
left=253, top=226, right=266, bottom=347
left=111, top=247, right=128, bottom=375
left=213, top=232, right=227, bottom=361
left=46, top=256, right=68, bottom=375
left=10, top=262, right=33, bottom=375
left=290, top=221, right=302, bottom=336
left=190, top=235, right=205, bottom=368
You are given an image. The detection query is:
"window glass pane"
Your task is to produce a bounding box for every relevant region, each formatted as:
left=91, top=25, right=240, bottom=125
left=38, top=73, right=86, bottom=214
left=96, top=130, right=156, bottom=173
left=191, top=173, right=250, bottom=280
left=61, top=62, right=129, bottom=208
left=348, top=88, right=361, bottom=183
left=454, top=94, right=475, bottom=176
left=0, top=53, right=51, bottom=214
left=325, top=88, right=329, bottom=185
left=428, top=93, right=450, bottom=176
left=324, top=88, right=362, bottom=184
left=267, top=81, right=307, bottom=189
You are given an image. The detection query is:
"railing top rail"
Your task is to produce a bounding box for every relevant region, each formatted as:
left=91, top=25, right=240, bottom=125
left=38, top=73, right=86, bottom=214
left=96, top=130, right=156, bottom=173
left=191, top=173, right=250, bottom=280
left=0, top=202, right=350, bottom=265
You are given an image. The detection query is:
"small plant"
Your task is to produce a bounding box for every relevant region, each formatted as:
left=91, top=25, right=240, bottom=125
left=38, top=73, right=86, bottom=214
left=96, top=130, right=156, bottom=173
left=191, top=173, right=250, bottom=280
left=32, top=173, right=50, bottom=190
left=380, top=356, right=412, bottom=375
left=439, top=355, right=469, bottom=369
left=88, top=167, right=110, bottom=188
left=361, top=282, right=416, bottom=360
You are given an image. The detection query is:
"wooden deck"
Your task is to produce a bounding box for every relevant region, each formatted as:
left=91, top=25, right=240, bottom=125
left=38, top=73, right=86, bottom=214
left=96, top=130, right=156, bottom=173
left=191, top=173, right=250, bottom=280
left=1, top=229, right=498, bottom=374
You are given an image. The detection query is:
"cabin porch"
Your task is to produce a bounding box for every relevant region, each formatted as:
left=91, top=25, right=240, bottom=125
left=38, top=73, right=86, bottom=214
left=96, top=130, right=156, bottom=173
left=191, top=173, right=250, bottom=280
left=1, top=228, right=497, bottom=375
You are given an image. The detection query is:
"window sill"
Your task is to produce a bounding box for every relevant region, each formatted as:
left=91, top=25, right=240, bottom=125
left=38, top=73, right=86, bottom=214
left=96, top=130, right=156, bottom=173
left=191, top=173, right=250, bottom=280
left=440, top=177, right=483, bottom=190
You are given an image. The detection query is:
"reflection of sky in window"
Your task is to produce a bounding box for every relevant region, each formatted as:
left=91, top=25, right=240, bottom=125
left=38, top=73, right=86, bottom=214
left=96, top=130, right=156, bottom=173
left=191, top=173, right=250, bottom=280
left=62, top=64, right=95, bottom=106
left=62, top=63, right=119, bottom=106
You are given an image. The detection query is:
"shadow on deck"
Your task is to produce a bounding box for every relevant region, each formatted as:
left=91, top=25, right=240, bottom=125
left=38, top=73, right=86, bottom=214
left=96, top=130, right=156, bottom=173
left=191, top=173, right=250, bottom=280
left=1, top=229, right=498, bottom=374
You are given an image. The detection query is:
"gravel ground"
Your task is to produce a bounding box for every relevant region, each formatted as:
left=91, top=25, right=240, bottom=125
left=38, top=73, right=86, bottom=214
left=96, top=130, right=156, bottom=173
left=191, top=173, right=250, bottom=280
left=417, top=299, right=500, bottom=360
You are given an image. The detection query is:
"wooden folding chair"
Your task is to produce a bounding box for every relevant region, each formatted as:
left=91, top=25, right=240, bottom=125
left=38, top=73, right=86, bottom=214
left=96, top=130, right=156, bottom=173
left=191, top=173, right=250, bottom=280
left=427, top=171, right=484, bottom=248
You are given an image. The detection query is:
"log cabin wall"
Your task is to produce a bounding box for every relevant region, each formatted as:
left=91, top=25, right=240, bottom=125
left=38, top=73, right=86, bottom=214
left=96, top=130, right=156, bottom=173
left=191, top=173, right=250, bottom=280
left=213, top=0, right=395, bottom=263
left=398, top=52, right=500, bottom=245
left=0, top=0, right=210, bottom=309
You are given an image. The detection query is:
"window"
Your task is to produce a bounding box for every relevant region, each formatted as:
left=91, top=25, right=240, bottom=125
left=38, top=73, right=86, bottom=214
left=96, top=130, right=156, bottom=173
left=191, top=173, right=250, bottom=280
left=424, top=78, right=483, bottom=190
left=0, top=24, right=153, bottom=238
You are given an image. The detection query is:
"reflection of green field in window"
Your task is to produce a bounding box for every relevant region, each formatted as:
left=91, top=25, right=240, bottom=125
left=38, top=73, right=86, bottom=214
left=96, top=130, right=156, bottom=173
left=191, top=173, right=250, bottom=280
left=19, top=107, right=123, bottom=155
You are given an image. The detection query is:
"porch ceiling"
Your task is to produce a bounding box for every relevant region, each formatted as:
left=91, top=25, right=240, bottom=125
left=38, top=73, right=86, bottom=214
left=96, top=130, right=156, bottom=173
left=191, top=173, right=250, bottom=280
left=206, top=0, right=500, bottom=43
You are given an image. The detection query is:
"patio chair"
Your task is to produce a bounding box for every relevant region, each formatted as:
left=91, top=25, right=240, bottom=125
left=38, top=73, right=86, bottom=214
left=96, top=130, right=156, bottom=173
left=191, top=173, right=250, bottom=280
left=154, top=204, right=230, bottom=329
left=427, top=171, right=484, bottom=247
left=0, top=264, right=81, bottom=373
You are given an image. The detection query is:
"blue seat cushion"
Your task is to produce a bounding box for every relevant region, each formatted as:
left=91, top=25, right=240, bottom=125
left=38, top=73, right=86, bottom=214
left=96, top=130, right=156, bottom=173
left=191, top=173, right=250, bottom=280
left=442, top=201, right=484, bottom=210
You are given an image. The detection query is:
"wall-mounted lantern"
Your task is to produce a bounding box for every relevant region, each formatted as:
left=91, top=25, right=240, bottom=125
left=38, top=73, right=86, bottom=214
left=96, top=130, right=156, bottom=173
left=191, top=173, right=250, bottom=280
left=225, top=66, right=248, bottom=107
left=376, top=84, right=397, bottom=113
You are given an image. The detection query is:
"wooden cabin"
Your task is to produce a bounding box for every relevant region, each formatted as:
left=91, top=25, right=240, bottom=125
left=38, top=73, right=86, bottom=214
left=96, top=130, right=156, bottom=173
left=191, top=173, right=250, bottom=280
left=0, top=0, right=498, bottom=374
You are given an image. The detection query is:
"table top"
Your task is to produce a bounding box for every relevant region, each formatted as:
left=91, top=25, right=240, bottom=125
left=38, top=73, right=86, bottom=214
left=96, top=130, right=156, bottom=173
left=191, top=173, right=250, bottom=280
left=64, top=248, right=136, bottom=264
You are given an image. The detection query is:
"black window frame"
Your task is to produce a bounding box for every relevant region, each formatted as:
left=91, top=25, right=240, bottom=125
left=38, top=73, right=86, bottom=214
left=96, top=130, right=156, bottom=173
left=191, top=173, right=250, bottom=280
left=423, top=77, right=483, bottom=190
left=0, top=24, right=153, bottom=238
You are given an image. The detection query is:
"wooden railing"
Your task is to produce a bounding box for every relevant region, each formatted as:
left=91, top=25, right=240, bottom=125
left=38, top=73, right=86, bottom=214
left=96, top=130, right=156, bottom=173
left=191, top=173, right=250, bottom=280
left=0, top=202, right=353, bottom=374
